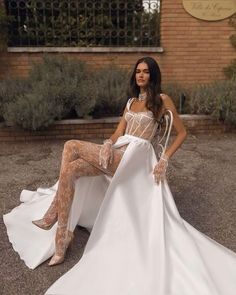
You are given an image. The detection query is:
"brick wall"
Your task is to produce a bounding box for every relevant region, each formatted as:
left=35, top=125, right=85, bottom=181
left=0, top=115, right=232, bottom=143
left=0, top=0, right=235, bottom=86
left=161, top=0, right=236, bottom=85
left=0, top=52, right=148, bottom=79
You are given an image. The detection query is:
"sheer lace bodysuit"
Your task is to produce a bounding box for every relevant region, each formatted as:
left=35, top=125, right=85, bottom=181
left=40, top=97, right=160, bottom=262
left=118, top=97, right=159, bottom=152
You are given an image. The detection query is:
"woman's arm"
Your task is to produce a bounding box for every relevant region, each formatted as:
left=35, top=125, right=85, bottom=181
left=107, top=107, right=128, bottom=145
left=99, top=107, right=127, bottom=169
left=160, top=94, right=187, bottom=159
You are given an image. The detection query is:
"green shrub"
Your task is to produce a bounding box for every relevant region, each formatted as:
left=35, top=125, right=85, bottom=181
left=0, top=56, right=130, bottom=128
left=74, top=78, right=97, bottom=118
left=2, top=55, right=235, bottom=130
left=0, top=5, right=14, bottom=51
left=189, top=79, right=236, bottom=125
left=28, top=55, right=88, bottom=118
left=162, top=82, right=190, bottom=113
left=229, top=14, right=236, bottom=47
left=0, top=78, right=30, bottom=121
left=4, top=91, right=63, bottom=130
left=223, top=59, right=236, bottom=79
left=224, top=14, right=236, bottom=79
left=1, top=55, right=92, bottom=129
left=90, top=65, right=129, bottom=118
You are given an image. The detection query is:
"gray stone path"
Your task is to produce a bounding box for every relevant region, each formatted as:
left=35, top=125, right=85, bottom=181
left=0, top=133, right=236, bottom=295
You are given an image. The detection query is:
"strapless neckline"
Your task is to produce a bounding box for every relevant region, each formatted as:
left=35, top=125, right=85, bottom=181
left=127, top=110, right=154, bottom=117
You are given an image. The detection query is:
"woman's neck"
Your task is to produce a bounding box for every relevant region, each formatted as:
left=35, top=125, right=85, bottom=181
left=139, top=87, right=147, bottom=94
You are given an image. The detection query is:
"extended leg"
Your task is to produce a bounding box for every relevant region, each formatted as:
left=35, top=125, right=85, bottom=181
left=49, top=140, right=124, bottom=265
left=32, top=141, right=80, bottom=229
left=33, top=139, right=114, bottom=229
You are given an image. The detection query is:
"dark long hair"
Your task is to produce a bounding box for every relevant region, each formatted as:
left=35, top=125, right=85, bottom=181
left=129, top=56, right=162, bottom=120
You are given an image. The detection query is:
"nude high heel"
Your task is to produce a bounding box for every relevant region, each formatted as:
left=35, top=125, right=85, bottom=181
left=32, top=217, right=57, bottom=230
left=48, top=230, right=74, bottom=266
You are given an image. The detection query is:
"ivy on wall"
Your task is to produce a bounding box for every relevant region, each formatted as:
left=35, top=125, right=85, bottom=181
left=5, top=0, right=161, bottom=47
left=0, top=2, right=14, bottom=50
left=224, top=13, right=236, bottom=79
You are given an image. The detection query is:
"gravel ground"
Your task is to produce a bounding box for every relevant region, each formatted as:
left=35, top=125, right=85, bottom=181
left=1, top=133, right=236, bottom=295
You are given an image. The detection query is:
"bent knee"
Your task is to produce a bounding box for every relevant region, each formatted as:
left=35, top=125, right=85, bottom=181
left=64, top=140, right=80, bottom=151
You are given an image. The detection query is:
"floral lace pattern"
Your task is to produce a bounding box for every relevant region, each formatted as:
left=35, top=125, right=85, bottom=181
left=41, top=98, right=160, bottom=258
left=42, top=140, right=125, bottom=257
left=124, top=98, right=158, bottom=141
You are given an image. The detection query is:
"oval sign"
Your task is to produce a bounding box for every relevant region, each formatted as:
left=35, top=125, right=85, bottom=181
left=183, top=0, right=236, bottom=21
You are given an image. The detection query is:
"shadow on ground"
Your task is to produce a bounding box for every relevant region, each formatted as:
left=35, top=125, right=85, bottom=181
left=1, top=133, right=236, bottom=295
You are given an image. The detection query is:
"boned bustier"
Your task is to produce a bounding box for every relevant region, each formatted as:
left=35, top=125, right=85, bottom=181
left=124, top=98, right=159, bottom=141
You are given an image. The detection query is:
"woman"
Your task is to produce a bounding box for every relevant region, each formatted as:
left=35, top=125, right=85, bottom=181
left=4, top=57, right=236, bottom=294
left=21, top=56, right=182, bottom=266
left=31, top=56, right=186, bottom=267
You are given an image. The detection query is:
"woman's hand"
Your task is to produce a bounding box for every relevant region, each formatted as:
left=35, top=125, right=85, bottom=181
left=153, top=154, right=169, bottom=184
left=99, top=139, right=114, bottom=169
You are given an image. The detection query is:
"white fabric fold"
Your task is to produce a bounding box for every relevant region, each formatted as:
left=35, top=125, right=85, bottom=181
left=3, top=135, right=236, bottom=294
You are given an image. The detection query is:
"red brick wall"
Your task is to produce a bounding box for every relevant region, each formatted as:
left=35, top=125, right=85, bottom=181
left=0, top=52, right=146, bottom=79
left=161, top=0, right=236, bottom=84
left=0, top=0, right=235, bottom=86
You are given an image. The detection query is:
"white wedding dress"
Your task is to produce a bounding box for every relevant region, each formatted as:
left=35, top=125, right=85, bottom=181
left=3, top=98, right=236, bottom=295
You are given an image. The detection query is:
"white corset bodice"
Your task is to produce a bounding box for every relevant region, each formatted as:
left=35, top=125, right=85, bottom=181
left=124, top=98, right=158, bottom=141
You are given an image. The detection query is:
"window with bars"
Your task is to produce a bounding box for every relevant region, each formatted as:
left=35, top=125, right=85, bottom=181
left=5, top=0, right=161, bottom=47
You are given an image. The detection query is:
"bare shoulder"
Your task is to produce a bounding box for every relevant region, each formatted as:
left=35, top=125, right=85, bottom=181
left=160, top=93, right=172, bottom=104
left=160, top=93, right=176, bottom=112
left=160, top=93, right=187, bottom=135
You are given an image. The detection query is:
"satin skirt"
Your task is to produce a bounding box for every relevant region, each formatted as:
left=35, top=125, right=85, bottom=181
left=3, top=135, right=236, bottom=295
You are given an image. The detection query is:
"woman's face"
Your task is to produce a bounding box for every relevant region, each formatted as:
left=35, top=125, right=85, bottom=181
left=135, top=62, right=150, bottom=89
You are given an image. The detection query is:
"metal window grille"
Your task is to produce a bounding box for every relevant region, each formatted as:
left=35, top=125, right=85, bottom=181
left=5, top=0, right=161, bottom=47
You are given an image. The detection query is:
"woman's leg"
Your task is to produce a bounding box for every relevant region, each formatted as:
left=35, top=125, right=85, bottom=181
left=32, top=141, right=83, bottom=229
left=48, top=140, right=124, bottom=265
left=33, top=138, right=118, bottom=228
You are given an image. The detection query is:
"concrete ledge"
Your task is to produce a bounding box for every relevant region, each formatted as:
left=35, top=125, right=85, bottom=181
left=180, top=114, right=215, bottom=120
left=7, top=46, right=164, bottom=53
left=53, top=114, right=221, bottom=125
left=54, top=117, right=120, bottom=125
left=2, top=114, right=218, bottom=127
left=0, top=115, right=234, bottom=142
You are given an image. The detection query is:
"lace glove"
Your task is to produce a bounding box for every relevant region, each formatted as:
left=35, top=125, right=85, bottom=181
left=99, top=139, right=114, bottom=169
left=153, top=154, right=169, bottom=184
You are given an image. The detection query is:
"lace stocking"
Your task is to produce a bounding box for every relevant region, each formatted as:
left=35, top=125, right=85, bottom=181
left=40, top=140, right=81, bottom=225
left=41, top=194, right=58, bottom=225
left=51, top=140, right=124, bottom=257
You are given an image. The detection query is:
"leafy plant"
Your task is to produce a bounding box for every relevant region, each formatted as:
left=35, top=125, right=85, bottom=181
left=224, top=14, right=236, bottom=79
left=1, top=55, right=91, bottom=130
left=7, top=0, right=159, bottom=47
left=0, top=78, right=30, bottom=120
left=0, top=56, right=130, bottom=129
left=74, top=78, right=97, bottom=118
left=90, top=65, right=129, bottom=118
left=189, top=79, right=236, bottom=125
left=223, top=59, right=236, bottom=79
left=4, top=90, right=64, bottom=130
left=162, top=82, right=190, bottom=113
left=0, top=4, right=14, bottom=50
